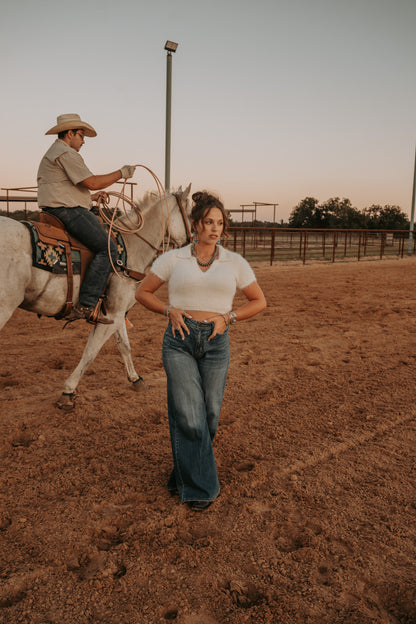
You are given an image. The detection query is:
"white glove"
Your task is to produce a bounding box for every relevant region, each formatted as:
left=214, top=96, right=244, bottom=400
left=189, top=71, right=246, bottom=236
left=120, top=165, right=136, bottom=179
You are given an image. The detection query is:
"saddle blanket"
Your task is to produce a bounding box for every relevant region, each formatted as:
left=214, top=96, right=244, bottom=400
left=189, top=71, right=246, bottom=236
left=22, top=221, right=127, bottom=274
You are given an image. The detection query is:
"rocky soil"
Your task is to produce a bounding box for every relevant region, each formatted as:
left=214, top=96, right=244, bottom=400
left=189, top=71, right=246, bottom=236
left=1, top=257, right=416, bottom=624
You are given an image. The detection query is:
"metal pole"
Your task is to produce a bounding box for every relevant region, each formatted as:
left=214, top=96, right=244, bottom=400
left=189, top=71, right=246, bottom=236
left=270, top=228, right=275, bottom=266
left=408, top=143, right=416, bottom=254
left=165, top=52, right=173, bottom=191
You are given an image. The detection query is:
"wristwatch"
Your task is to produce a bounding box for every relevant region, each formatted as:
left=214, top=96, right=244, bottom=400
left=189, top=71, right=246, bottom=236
left=229, top=311, right=237, bottom=325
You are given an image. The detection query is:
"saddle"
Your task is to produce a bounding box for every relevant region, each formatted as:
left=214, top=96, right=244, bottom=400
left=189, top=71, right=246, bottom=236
left=23, top=213, right=126, bottom=320
left=39, top=212, right=93, bottom=276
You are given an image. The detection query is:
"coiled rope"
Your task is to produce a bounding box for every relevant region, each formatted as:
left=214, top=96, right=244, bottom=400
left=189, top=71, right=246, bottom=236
left=96, top=165, right=172, bottom=282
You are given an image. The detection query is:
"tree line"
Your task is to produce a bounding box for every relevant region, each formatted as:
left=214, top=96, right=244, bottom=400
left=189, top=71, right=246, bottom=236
left=0, top=208, right=41, bottom=221
left=288, top=197, right=409, bottom=230
left=230, top=197, right=410, bottom=230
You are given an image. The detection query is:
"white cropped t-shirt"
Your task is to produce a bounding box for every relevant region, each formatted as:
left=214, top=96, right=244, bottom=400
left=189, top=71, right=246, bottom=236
left=151, top=244, right=256, bottom=314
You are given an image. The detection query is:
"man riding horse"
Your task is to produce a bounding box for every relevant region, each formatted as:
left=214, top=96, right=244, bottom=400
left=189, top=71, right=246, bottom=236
left=37, top=113, right=136, bottom=324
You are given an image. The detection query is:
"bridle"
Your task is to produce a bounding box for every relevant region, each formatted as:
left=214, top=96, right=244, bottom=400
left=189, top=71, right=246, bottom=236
left=172, top=192, right=192, bottom=246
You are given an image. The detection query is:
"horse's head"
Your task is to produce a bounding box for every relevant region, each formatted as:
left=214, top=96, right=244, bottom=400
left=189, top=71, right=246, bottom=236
left=109, top=185, right=192, bottom=256
left=168, top=183, right=192, bottom=246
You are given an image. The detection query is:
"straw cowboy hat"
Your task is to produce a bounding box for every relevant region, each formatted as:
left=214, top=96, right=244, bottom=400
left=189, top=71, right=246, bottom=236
left=45, top=113, right=97, bottom=137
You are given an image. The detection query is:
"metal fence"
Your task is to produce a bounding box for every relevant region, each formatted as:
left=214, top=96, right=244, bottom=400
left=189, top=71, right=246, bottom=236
left=226, top=227, right=414, bottom=264
left=1, top=193, right=413, bottom=265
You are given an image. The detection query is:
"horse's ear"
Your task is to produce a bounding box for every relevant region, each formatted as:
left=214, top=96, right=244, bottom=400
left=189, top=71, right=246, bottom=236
left=183, top=183, right=191, bottom=198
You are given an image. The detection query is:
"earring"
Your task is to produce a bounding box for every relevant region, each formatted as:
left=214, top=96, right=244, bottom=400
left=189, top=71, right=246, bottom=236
left=216, top=237, right=222, bottom=246
left=193, top=233, right=198, bottom=244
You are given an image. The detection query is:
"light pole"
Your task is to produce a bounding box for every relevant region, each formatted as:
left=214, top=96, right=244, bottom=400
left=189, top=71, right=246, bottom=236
left=408, top=143, right=416, bottom=254
left=164, top=40, right=178, bottom=191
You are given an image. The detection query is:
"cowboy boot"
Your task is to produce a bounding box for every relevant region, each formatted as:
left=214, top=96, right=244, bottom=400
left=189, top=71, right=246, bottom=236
left=65, top=303, right=113, bottom=325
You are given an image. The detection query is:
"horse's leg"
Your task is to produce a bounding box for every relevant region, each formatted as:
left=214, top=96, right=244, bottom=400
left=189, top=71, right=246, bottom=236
left=0, top=231, right=32, bottom=330
left=57, top=322, right=117, bottom=410
left=0, top=269, right=30, bottom=328
left=0, top=300, right=21, bottom=331
left=114, top=319, right=148, bottom=391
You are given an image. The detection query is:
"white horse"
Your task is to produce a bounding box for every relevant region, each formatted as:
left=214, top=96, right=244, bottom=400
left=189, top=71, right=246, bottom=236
left=0, top=184, right=192, bottom=410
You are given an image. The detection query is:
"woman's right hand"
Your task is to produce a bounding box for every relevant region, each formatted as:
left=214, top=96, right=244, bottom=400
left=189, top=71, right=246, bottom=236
left=169, top=308, right=192, bottom=339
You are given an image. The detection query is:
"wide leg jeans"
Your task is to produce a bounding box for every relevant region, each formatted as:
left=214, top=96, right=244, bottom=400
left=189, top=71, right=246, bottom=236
left=162, top=318, right=230, bottom=503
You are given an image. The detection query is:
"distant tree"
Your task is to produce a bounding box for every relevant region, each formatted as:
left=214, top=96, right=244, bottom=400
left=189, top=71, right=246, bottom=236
left=363, top=205, right=409, bottom=230
left=289, top=196, right=363, bottom=228
left=320, top=197, right=364, bottom=229
left=288, top=197, right=320, bottom=227
left=289, top=198, right=408, bottom=230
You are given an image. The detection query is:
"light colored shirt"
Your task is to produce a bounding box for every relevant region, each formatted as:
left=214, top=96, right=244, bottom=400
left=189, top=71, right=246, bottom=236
left=151, top=244, right=256, bottom=313
left=37, top=139, right=93, bottom=209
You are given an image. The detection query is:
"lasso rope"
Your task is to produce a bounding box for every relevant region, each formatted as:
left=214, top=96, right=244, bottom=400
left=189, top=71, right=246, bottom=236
left=97, top=165, right=172, bottom=281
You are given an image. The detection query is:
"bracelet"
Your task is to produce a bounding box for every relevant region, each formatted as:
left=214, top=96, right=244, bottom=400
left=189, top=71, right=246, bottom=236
left=164, top=305, right=173, bottom=317
left=228, top=311, right=237, bottom=325
left=220, top=313, right=229, bottom=327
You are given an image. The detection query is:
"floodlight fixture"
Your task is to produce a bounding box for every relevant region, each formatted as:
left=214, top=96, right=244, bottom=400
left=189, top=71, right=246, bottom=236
left=165, top=41, right=178, bottom=53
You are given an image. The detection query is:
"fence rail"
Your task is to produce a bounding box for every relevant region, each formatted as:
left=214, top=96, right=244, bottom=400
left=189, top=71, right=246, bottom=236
left=227, top=227, right=414, bottom=264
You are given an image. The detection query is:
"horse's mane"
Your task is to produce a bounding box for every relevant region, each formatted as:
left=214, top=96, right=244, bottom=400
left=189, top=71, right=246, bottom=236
left=114, top=190, right=165, bottom=229
left=135, top=191, right=160, bottom=215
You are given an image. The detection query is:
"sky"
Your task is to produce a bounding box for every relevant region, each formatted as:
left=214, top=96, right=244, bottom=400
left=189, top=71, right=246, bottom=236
left=1, top=0, right=415, bottom=222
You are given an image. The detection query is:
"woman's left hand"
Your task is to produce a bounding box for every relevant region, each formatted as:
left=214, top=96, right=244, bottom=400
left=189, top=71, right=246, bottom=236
left=208, top=314, right=228, bottom=341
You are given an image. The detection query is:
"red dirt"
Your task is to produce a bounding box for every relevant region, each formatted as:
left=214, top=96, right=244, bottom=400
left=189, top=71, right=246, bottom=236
left=1, top=257, right=416, bottom=624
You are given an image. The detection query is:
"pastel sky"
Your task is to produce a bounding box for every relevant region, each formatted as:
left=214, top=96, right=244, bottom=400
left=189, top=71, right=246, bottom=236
left=1, top=0, right=415, bottom=222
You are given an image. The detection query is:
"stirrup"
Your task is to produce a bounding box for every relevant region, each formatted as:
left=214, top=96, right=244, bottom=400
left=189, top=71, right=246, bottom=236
left=86, top=299, right=113, bottom=325
left=62, top=300, right=113, bottom=328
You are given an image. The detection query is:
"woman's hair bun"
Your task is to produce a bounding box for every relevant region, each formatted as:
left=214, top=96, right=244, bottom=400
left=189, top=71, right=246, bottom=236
left=192, top=191, right=206, bottom=203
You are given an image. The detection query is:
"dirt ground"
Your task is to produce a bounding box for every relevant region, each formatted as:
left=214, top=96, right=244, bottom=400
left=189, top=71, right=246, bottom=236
left=1, top=257, right=416, bottom=624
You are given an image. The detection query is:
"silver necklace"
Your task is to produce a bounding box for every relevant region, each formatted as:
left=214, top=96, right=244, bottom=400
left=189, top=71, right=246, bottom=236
left=191, top=244, right=217, bottom=267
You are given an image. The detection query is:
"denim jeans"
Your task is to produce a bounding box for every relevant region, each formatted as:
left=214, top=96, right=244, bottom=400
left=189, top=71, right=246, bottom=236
left=43, top=206, right=118, bottom=307
left=162, top=318, right=230, bottom=502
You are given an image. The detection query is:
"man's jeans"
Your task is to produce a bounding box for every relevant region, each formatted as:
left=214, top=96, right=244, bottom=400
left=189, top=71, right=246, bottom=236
left=43, top=206, right=118, bottom=307
left=162, top=318, right=230, bottom=502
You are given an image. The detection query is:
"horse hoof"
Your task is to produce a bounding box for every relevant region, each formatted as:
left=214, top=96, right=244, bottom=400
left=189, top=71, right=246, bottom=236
left=132, top=377, right=148, bottom=392
left=56, top=392, right=75, bottom=411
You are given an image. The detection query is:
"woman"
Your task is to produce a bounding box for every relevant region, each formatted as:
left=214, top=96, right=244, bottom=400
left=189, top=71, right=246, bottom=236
left=135, top=191, right=266, bottom=511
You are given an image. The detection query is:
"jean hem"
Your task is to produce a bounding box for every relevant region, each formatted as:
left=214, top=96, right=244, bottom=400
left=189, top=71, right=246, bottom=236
left=180, top=490, right=220, bottom=504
